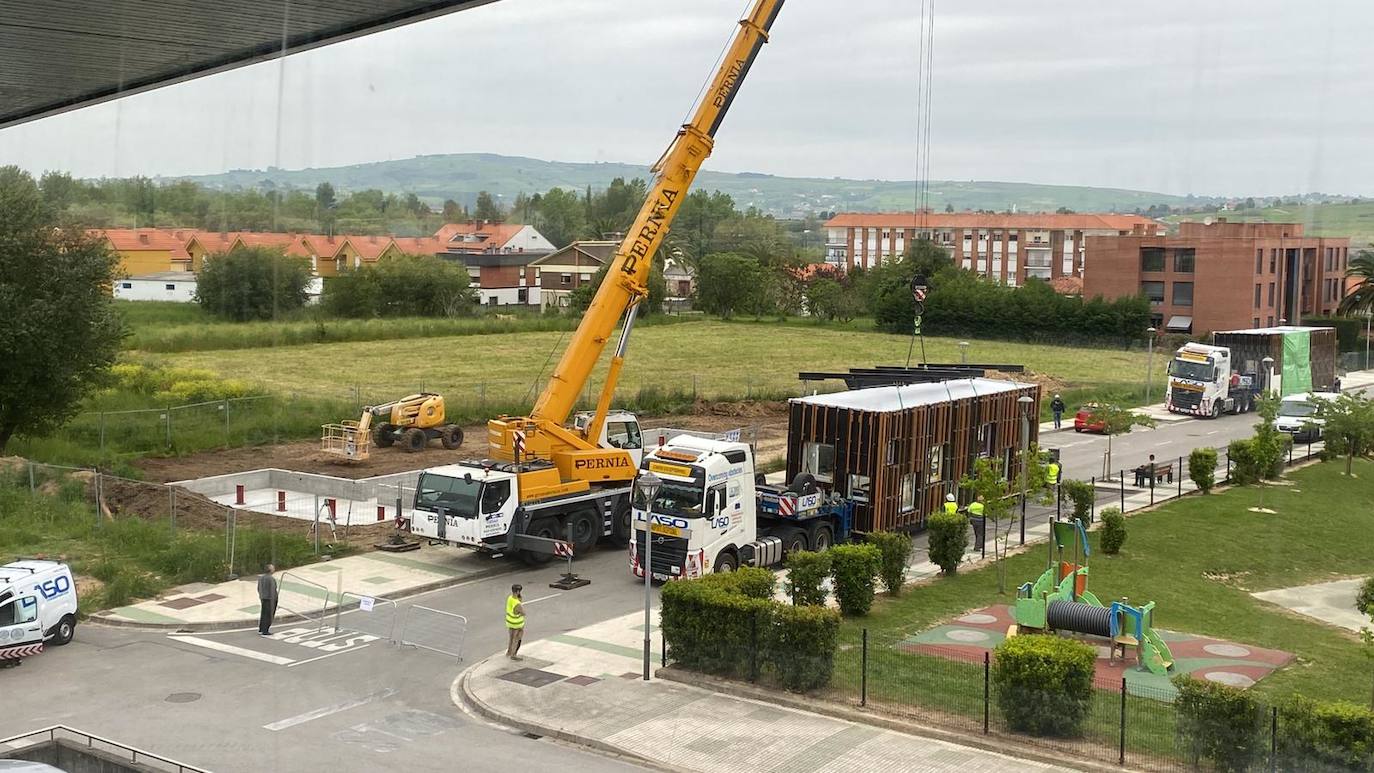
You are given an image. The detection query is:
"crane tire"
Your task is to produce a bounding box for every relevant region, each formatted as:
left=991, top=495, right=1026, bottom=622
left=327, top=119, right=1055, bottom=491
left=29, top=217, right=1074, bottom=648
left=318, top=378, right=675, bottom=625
left=373, top=423, right=396, bottom=448
left=569, top=509, right=599, bottom=554
left=520, top=518, right=559, bottom=566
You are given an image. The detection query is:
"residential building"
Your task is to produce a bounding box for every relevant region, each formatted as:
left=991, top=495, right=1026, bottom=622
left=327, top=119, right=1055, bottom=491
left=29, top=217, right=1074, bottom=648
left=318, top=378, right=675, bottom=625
left=113, top=271, right=198, bottom=302
left=823, top=212, right=1160, bottom=285
left=529, top=241, right=617, bottom=310
left=96, top=229, right=192, bottom=275
left=432, top=221, right=556, bottom=306
left=301, top=234, right=357, bottom=276
left=434, top=221, right=555, bottom=256
left=1082, top=220, right=1351, bottom=334
left=663, top=257, right=696, bottom=300
left=385, top=236, right=446, bottom=260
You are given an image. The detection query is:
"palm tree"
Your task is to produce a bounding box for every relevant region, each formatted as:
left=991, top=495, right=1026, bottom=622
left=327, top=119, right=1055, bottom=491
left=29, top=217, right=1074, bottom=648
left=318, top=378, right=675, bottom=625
left=1339, top=249, right=1374, bottom=315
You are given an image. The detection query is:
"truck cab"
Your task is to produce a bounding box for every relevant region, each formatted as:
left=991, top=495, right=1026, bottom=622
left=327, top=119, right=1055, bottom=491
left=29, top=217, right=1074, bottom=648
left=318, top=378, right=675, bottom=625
left=1166, top=343, right=1255, bottom=418
left=573, top=410, right=644, bottom=467
left=408, top=463, right=520, bottom=550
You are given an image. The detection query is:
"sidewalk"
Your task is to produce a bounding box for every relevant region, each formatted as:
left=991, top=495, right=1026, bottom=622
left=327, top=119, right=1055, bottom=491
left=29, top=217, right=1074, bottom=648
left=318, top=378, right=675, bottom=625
left=92, top=544, right=498, bottom=629
left=458, top=611, right=1080, bottom=773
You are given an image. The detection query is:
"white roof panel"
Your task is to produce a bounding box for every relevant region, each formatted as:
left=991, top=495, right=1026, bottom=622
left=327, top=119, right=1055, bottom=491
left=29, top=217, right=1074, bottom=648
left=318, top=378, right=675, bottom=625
left=791, top=378, right=1034, bottom=413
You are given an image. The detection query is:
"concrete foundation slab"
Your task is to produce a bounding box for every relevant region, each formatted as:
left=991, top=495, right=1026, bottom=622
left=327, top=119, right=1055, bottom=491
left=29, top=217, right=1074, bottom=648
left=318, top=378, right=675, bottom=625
left=1253, top=577, right=1370, bottom=633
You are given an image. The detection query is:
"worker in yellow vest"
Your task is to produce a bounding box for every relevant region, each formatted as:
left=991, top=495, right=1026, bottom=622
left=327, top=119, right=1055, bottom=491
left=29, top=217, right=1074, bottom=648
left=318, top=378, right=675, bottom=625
left=505, top=583, right=526, bottom=661
left=943, top=493, right=958, bottom=515
left=968, top=496, right=985, bottom=518
left=1046, top=459, right=1061, bottom=487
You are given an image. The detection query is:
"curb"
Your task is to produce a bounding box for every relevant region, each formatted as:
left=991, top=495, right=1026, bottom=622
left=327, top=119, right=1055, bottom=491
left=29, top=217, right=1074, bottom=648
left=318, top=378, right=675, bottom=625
left=87, top=562, right=516, bottom=633
left=453, top=657, right=682, bottom=773
left=655, top=668, right=1128, bottom=773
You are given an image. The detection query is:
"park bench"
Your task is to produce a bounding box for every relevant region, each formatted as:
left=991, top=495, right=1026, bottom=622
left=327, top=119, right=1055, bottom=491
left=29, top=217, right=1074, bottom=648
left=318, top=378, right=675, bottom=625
left=1133, top=461, right=1173, bottom=487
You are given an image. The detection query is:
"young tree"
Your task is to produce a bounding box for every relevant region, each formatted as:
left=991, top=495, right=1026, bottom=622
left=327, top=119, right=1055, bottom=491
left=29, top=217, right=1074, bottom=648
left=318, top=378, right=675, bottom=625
left=695, top=253, right=762, bottom=319
left=1315, top=392, right=1374, bottom=476
left=473, top=190, right=503, bottom=222
left=195, top=246, right=313, bottom=321
left=960, top=453, right=1049, bottom=593
left=1086, top=404, right=1157, bottom=476
left=0, top=166, right=124, bottom=453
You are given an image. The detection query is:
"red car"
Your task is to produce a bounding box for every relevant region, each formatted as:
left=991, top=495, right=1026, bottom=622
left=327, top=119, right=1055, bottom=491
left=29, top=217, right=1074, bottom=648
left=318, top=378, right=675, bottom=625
left=1074, top=403, right=1106, bottom=433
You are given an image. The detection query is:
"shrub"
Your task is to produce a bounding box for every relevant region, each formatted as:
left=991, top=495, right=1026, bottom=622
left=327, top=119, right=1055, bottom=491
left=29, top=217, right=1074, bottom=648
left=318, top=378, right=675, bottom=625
left=1100, top=508, right=1126, bottom=555
left=1276, top=695, right=1374, bottom=772
left=926, top=510, right=968, bottom=575
left=991, top=634, right=1096, bottom=737
left=723, top=566, right=777, bottom=600
left=828, top=543, right=882, bottom=616
left=1173, top=676, right=1265, bottom=773
left=1060, top=479, right=1094, bottom=527
left=784, top=550, right=831, bottom=607
left=195, top=245, right=312, bottom=321
left=1189, top=447, right=1218, bottom=494
left=1357, top=577, right=1374, bottom=617
left=866, top=531, right=913, bottom=595
left=1228, top=439, right=1264, bottom=485
left=765, top=604, right=841, bottom=691
left=323, top=254, right=477, bottom=318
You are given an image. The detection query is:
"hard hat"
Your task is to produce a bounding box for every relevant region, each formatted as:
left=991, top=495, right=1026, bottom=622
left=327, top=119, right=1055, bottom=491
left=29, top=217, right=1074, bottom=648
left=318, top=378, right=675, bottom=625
left=945, top=493, right=955, bottom=502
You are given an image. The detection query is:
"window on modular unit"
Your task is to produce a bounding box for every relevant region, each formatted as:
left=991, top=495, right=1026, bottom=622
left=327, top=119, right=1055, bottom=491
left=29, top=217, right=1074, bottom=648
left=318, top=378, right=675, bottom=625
left=900, top=473, right=916, bottom=513
left=927, top=444, right=943, bottom=484
left=979, top=422, right=996, bottom=457
left=848, top=474, right=871, bottom=503
left=605, top=420, right=642, bottom=450
left=1173, top=249, right=1196, bottom=273
left=1140, top=247, right=1166, bottom=272
left=802, top=442, right=836, bottom=483
left=1141, top=281, right=1165, bottom=304
left=886, top=439, right=899, bottom=465
left=1172, top=282, right=1193, bottom=306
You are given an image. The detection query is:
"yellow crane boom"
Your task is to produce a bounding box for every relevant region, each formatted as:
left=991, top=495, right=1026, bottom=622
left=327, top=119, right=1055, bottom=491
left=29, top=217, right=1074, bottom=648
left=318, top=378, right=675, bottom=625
left=487, top=0, right=784, bottom=498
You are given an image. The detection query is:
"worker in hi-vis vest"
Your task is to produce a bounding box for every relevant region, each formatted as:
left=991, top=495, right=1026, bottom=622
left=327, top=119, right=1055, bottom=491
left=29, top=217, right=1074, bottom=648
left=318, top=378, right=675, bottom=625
left=505, top=583, right=526, bottom=661
left=968, top=496, right=985, bottom=518
left=943, top=493, right=958, bottom=515
left=1046, top=459, right=1061, bottom=487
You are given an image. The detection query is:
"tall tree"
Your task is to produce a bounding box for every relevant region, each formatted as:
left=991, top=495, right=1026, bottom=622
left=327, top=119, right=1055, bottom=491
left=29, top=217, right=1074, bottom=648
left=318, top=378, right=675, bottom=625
left=533, top=187, right=588, bottom=249
left=695, top=253, right=763, bottom=319
left=441, top=198, right=465, bottom=222
left=473, top=190, right=504, bottom=222
left=0, top=166, right=124, bottom=453
left=195, top=246, right=312, bottom=321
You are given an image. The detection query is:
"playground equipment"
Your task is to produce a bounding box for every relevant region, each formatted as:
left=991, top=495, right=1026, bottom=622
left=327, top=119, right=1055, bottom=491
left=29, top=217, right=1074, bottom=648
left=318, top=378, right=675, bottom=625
left=1012, top=520, right=1174, bottom=676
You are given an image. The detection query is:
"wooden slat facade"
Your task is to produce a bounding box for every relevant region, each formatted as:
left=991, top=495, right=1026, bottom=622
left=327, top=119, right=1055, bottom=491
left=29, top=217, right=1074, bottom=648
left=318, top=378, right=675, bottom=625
left=786, top=381, right=1041, bottom=533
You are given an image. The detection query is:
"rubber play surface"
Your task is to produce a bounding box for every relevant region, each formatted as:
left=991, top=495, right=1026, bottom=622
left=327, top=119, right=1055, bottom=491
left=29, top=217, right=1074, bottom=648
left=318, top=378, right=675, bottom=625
left=898, top=605, right=1293, bottom=699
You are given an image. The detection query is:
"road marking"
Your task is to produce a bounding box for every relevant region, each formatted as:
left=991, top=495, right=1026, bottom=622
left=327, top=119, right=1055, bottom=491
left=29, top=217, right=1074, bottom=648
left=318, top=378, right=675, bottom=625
left=521, top=592, right=562, bottom=606
left=263, top=688, right=397, bottom=731
left=168, top=635, right=296, bottom=665
left=287, top=643, right=373, bottom=668
left=1206, top=430, right=1220, bottom=436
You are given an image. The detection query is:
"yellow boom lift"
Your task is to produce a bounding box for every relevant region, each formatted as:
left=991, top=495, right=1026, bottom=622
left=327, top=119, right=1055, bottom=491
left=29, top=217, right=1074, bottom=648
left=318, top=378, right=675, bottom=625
left=403, top=0, right=785, bottom=562
left=321, top=393, right=464, bottom=461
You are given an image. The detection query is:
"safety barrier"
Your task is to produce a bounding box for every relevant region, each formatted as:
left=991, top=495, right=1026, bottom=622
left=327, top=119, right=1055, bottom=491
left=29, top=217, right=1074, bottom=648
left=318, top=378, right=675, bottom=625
left=276, top=571, right=332, bottom=631
left=0, top=725, right=210, bottom=773
left=333, top=591, right=399, bottom=643
left=399, top=605, right=468, bottom=660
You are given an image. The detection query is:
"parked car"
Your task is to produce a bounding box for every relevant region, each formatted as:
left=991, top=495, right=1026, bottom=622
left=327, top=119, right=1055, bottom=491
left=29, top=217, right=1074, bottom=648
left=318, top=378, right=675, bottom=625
left=1273, top=392, right=1342, bottom=443
left=1074, top=403, right=1106, bottom=433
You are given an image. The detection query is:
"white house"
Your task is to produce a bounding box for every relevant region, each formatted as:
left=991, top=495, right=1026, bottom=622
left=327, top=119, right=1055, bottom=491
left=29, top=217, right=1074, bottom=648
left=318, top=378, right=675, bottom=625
left=114, top=272, right=198, bottom=302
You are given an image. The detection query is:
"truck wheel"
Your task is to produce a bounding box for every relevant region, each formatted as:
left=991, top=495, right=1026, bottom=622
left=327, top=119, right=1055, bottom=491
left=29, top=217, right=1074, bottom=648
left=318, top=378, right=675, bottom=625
left=439, top=425, right=464, bottom=450
left=780, top=528, right=808, bottom=556
left=373, top=423, right=396, bottom=448
left=1210, top=403, right=1221, bottom=419
left=569, top=509, right=598, bottom=554
left=401, top=427, right=427, bottom=452
left=611, top=500, right=632, bottom=546
left=51, top=614, right=75, bottom=646
left=808, top=523, right=834, bottom=552
left=520, top=518, right=559, bottom=566
left=713, top=551, right=737, bottom=573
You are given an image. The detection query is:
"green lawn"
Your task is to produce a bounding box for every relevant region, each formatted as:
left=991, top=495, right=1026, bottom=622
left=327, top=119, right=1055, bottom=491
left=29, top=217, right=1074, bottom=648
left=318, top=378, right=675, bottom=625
left=1167, top=203, right=1374, bottom=246
left=158, top=319, right=1161, bottom=416
left=843, top=458, right=1374, bottom=709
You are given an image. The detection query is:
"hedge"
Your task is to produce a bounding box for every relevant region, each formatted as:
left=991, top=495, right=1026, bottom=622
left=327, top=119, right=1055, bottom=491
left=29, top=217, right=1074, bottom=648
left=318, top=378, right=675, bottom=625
left=829, top=543, right=882, bottom=616
left=1276, top=695, right=1374, bottom=772
left=1189, top=447, right=1218, bottom=494
left=1100, top=508, right=1126, bottom=555
left=660, top=569, right=840, bottom=692
left=784, top=550, right=831, bottom=607
left=1358, top=577, right=1374, bottom=617
left=866, top=531, right=913, bottom=595
left=1173, top=676, right=1265, bottom=773
left=991, top=634, right=1096, bottom=737
left=926, top=510, right=968, bottom=575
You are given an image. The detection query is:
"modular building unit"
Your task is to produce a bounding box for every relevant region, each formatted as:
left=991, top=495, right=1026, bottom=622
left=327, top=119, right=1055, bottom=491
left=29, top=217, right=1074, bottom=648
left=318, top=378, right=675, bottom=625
left=786, top=378, right=1040, bottom=533
left=1212, top=326, right=1337, bottom=397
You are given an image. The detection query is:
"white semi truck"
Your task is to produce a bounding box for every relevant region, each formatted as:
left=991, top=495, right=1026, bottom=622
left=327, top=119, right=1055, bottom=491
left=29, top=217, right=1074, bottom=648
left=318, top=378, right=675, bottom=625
left=1165, top=342, right=1259, bottom=418
left=629, top=435, right=856, bottom=580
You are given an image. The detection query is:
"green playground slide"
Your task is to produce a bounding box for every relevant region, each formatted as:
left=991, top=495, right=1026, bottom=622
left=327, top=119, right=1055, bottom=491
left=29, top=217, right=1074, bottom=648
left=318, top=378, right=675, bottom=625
left=1141, top=627, right=1175, bottom=676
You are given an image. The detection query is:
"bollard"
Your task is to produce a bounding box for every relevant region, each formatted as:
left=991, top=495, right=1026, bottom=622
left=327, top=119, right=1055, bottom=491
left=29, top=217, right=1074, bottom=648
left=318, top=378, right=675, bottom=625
left=377, top=505, right=386, bottom=522
left=326, top=498, right=337, bottom=519
left=235, top=484, right=245, bottom=505
left=277, top=490, right=286, bottom=512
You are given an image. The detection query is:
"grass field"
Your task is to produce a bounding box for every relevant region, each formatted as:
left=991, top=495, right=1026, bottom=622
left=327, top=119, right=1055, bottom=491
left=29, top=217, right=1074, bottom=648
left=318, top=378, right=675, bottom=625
left=158, top=319, right=1161, bottom=417
left=1168, top=203, right=1374, bottom=246
left=842, top=458, right=1374, bottom=708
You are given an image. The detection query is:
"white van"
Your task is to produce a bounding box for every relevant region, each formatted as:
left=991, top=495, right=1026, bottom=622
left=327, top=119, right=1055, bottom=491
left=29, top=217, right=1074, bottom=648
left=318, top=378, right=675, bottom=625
left=0, top=561, right=78, bottom=663
left=1274, top=392, right=1342, bottom=442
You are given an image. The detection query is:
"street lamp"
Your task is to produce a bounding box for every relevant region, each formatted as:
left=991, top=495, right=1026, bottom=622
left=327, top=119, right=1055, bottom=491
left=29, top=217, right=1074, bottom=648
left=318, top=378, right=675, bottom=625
left=1145, top=327, right=1158, bottom=406
left=1262, top=356, right=1275, bottom=396
left=959, top=341, right=970, bottom=365
left=1018, top=395, right=1033, bottom=546
left=635, top=471, right=662, bottom=681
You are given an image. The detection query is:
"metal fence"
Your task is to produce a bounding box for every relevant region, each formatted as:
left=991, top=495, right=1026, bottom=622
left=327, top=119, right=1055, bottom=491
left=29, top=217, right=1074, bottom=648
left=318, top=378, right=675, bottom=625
left=276, top=571, right=332, bottom=631
left=333, top=591, right=399, bottom=643
left=399, top=605, right=468, bottom=659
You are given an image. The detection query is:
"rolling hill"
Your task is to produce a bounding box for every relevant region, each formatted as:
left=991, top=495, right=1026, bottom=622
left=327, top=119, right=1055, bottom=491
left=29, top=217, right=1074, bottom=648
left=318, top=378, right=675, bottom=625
left=175, top=152, right=1208, bottom=217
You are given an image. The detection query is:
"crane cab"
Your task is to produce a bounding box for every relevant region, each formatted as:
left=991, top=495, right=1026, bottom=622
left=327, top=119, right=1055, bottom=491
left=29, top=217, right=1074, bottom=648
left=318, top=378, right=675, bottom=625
left=574, top=411, right=644, bottom=467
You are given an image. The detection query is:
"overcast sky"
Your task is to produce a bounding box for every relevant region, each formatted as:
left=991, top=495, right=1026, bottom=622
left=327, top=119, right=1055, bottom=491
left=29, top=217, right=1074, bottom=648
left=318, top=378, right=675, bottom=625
left=1, top=0, right=1371, bottom=197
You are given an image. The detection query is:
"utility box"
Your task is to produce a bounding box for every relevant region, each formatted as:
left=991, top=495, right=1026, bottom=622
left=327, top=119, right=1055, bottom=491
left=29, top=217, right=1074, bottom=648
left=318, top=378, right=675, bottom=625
left=786, top=378, right=1040, bottom=533
left=1212, top=326, right=1338, bottom=396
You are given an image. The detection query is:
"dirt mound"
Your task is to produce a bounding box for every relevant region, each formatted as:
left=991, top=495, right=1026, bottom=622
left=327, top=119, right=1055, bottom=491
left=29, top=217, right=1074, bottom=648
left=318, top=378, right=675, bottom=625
left=984, top=369, right=1067, bottom=395
left=691, top=399, right=788, bottom=418
left=0, top=456, right=27, bottom=475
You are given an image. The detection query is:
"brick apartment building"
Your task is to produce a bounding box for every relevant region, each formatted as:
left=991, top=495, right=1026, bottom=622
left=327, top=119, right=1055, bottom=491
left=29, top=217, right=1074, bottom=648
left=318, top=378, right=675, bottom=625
left=824, top=212, right=1159, bottom=285
left=1082, top=220, right=1351, bottom=334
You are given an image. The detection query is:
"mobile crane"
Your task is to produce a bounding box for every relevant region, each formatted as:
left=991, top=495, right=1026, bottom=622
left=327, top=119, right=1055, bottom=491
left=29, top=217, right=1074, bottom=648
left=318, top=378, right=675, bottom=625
left=404, top=0, right=786, bottom=565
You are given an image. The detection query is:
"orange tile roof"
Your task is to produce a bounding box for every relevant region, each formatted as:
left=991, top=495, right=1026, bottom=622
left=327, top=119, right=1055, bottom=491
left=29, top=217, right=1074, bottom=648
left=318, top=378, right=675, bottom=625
left=95, top=228, right=190, bottom=259
left=301, top=234, right=350, bottom=259
left=433, top=222, right=527, bottom=251
left=390, top=236, right=446, bottom=256
left=184, top=231, right=239, bottom=253
left=1048, top=276, right=1084, bottom=295
left=350, top=234, right=394, bottom=260
left=824, top=212, right=1158, bottom=232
